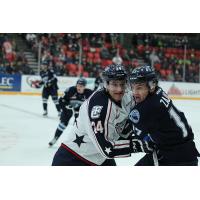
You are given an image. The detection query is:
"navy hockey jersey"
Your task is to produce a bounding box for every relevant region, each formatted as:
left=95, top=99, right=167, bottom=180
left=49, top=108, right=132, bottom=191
left=129, top=87, right=199, bottom=163
left=40, top=69, right=58, bottom=90
left=59, top=86, right=93, bottom=110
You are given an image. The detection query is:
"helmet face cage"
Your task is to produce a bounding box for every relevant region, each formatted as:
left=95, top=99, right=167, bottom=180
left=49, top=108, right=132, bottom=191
left=102, top=64, right=128, bottom=82
left=76, top=78, right=87, bottom=86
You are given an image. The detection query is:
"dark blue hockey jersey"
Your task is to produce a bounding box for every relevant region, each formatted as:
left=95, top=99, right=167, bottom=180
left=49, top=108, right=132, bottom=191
left=40, top=69, right=58, bottom=90
left=129, top=87, right=199, bottom=163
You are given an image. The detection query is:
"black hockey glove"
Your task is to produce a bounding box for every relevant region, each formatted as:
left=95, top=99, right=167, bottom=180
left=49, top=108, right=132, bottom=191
left=131, top=139, right=153, bottom=153
left=131, top=135, right=156, bottom=154
left=73, top=103, right=81, bottom=111
left=118, top=119, right=134, bottom=139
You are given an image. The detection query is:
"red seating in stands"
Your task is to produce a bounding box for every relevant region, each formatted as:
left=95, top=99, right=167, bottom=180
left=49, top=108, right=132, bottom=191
left=66, top=63, right=77, bottom=75
left=86, top=57, right=93, bottom=63
left=104, top=43, right=112, bottom=49
left=93, top=58, right=101, bottom=64
left=101, top=59, right=112, bottom=68
left=95, top=48, right=101, bottom=53
left=82, top=71, right=89, bottom=77
left=87, top=52, right=94, bottom=59
left=83, top=46, right=89, bottom=52
left=94, top=52, right=100, bottom=59
left=160, top=69, right=167, bottom=78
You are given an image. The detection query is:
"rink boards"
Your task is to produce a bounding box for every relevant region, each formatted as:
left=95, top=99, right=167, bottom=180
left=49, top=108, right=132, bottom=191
left=1, top=74, right=200, bottom=100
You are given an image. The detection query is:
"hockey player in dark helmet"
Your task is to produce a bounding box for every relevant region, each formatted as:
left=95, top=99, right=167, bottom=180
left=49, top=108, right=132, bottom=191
left=76, top=77, right=87, bottom=85
left=129, top=65, right=158, bottom=104
left=102, top=64, right=129, bottom=103
left=48, top=77, right=93, bottom=147
left=76, top=77, right=87, bottom=94
left=39, top=61, right=61, bottom=116
left=128, top=65, right=199, bottom=166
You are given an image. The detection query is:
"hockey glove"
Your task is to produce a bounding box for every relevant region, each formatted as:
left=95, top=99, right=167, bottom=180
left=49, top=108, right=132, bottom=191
left=131, top=138, right=155, bottom=154
left=118, top=119, right=134, bottom=139
left=73, top=103, right=81, bottom=111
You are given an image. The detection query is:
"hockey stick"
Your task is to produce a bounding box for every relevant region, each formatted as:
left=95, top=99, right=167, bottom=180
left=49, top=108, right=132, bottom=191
left=153, top=151, right=159, bottom=166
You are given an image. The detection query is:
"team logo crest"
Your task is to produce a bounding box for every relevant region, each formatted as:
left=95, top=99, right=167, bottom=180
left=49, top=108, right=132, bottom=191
left=129, top=109, right=140, bottom=123
left=91, top=106, right=103, bottom=119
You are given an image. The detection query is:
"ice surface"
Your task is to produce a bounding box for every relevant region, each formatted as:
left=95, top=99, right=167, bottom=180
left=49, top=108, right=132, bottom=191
left=0, top=95, right=199, bottom=166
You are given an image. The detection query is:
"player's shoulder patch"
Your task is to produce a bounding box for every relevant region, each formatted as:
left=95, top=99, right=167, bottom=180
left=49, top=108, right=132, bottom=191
left=88, top=89, right=109, bottom=121
left=91, top=106, right=103, bottom=119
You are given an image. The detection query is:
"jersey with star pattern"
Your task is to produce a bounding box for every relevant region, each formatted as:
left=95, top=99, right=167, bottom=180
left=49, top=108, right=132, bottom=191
left=62, top=88, right=134, bottom=165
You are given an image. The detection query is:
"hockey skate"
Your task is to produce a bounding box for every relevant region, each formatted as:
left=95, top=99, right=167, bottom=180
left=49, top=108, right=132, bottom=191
left=48, top=136, right=59, bottom=147
left=43, top=110, right=48, bottom=116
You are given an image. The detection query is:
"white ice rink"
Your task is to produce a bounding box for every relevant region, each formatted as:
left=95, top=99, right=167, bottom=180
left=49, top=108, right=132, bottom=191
left=0, top=94, right=199, bottom=166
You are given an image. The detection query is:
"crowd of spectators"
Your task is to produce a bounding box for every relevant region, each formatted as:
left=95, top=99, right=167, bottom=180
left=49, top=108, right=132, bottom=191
left=1, top=33, right=200, bottom=83
left=24, top=33, right=121, bottom=77
left=130, top=34, right=200, bottom=82
left=0, top=34, right=33, bottom=75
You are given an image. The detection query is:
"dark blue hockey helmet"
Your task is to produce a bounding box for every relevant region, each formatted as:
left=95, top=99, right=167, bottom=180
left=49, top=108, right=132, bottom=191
left=76, top=77, right=87, bottom=86
left=102, top=64, right=127, bottom=82
left=129, top=65, right=158, bottom=84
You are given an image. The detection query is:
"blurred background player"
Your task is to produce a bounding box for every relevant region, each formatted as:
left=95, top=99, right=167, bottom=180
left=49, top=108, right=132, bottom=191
left=93, top=71, right=103, bottom=91
left=39, top=61, right=61, bottom=116
left=48, top=77, right=93, bottom=146
left=129, top=65, right=200, bottom=166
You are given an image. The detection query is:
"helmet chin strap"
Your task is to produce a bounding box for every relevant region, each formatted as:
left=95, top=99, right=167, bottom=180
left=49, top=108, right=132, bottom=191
left=104, top=81, right=108, bottom=89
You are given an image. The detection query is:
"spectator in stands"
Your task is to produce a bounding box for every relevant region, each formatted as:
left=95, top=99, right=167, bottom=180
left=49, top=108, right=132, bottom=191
left=100, top=45, right=111, bottom=59
left=41, top=50, right=52, bottom=63
left=5, top=62, right=14, bottom=74
left=0, top=62, right=6, bottom=74
left=4, top=33, right=197, bottom=82
left=144, top=44, right=151, bottom=62
left=112, top=49, right=123, bottom=65
left=112, top=52, right=123, bottom=65
left=25, top=33, right=37, bottom=50
left=149, top=50, right=160, bottom=67
left=174, top=64, right=183, bottom=81
left=128, top=49, right=137, bottom=60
